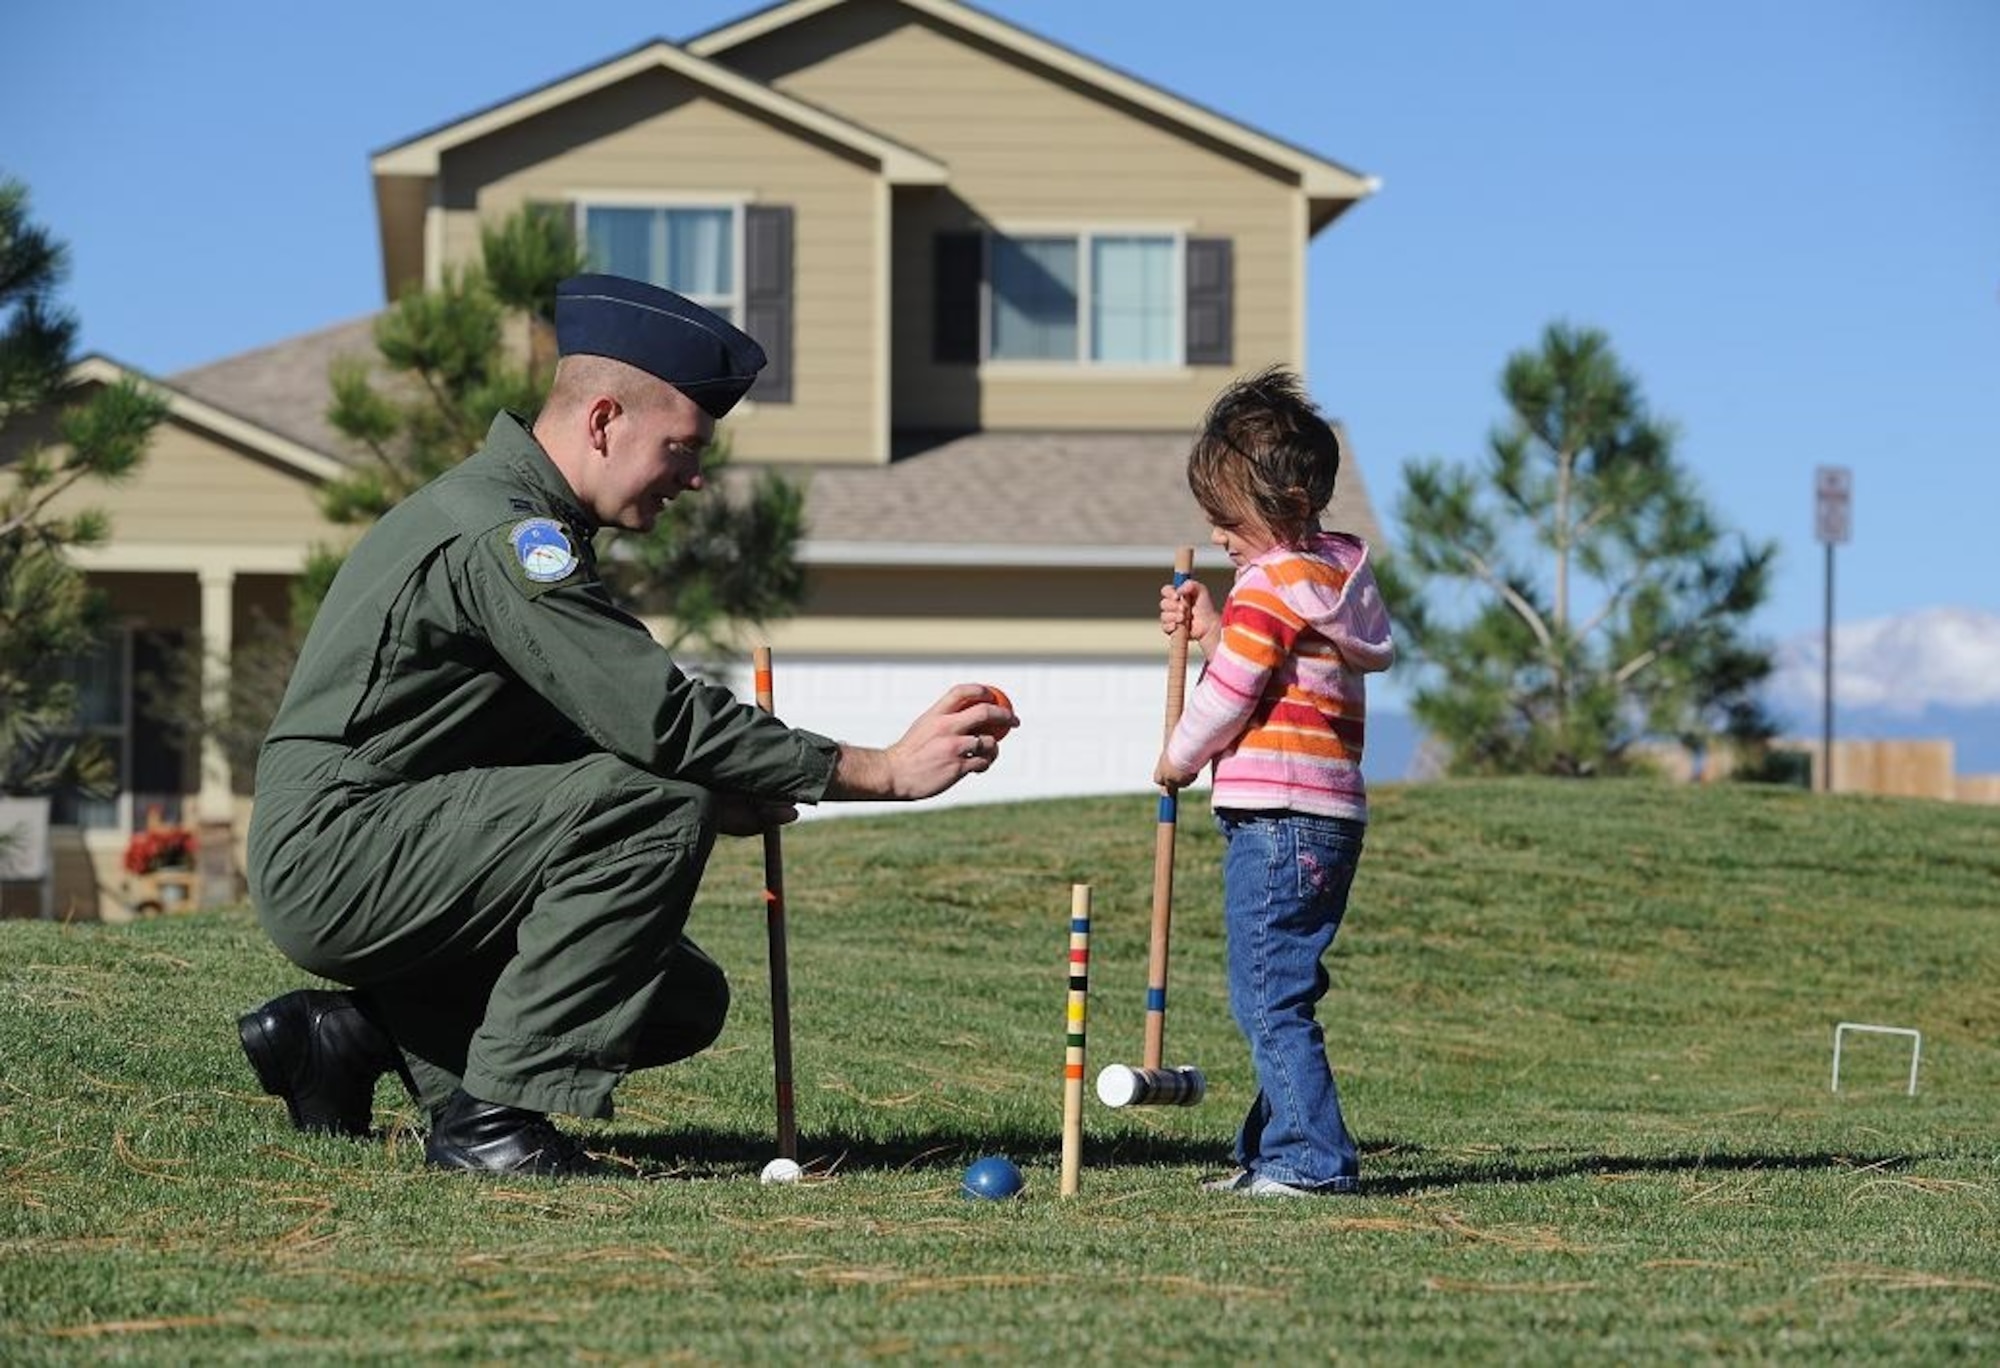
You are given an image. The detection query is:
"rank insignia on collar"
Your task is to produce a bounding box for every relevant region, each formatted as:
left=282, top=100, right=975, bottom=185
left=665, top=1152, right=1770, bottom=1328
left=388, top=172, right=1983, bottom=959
left=510, top=517, right=578, bottom=583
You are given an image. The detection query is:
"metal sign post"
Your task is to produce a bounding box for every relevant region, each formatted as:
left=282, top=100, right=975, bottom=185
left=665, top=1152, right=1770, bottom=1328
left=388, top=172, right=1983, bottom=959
left=1814, top=467, right=1852, bottom=793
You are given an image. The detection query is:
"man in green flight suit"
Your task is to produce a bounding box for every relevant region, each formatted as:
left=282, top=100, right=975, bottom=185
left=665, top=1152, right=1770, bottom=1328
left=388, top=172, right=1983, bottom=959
left=238, top=274, right=1015, bottom=1177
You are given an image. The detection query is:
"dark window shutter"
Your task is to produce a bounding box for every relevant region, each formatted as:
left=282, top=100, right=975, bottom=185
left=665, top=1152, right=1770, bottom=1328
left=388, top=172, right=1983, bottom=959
left=934, top=231, right=983, bottom=364
left=745, top=205, right=794, bottom=404
left=1185, top=237, right=1233, bottom=366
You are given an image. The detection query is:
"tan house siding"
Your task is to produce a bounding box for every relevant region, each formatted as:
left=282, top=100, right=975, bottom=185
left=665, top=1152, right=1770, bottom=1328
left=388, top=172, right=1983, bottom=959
left=42, top=417, right=327, bottom=553
left=716, top=1, right=1310, bottom=431
left=803, top=564, right=1187, bottom=620
left=430, top=68, right=886, bottom=463
left=765, top=563, right=1211, bottom=656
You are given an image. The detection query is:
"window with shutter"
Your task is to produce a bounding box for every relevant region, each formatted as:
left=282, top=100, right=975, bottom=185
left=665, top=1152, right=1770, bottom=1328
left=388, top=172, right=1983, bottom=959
left=989, top=231, right=1178, bottom=364
left=946, top=228, right=1203, bottom=366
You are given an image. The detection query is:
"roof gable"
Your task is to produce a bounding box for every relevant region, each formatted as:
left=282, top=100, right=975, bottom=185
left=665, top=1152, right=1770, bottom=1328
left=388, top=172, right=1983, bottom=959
left=371, top=37, right=948, bottom=184
left=68, top=356, right=343, bottom=484
left=688, top=0, right=1378, bottom=222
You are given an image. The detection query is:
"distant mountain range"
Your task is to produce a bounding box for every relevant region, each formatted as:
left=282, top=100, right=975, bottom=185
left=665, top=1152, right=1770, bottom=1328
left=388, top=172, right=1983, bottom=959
left=1766, top=606, right=2000, bottom=775
left=1369, top=605, right=2000, bottom=781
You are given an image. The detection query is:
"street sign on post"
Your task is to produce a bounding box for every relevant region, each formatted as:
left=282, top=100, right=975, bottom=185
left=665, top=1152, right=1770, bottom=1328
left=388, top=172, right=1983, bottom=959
left=1815, top=466, right=1852, bottom=545
left=1814, top=466, right=1852, bottom=793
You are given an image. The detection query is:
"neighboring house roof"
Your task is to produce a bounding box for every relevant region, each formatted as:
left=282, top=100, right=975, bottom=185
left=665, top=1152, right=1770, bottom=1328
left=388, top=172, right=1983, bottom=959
left=789, top=427, right=1386, bottom=569
left=68, top=355, right=345, bottom=483
left=169, top=315, right=383, bottom=464
left=688, top=0, right=1380, bottom=230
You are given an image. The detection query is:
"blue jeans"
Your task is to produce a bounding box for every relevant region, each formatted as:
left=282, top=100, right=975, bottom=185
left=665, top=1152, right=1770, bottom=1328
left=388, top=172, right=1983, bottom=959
left=1217, top=808, right=1365, bottom=1191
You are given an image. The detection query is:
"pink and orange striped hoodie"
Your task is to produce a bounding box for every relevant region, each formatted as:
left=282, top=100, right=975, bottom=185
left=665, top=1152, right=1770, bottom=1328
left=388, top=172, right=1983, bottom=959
left=1165, top=532, right=1394, bottom=822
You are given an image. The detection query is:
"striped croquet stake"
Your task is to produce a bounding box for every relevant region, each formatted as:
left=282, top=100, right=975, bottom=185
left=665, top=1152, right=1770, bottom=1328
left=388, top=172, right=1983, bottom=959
left=752, top=646, right=798, bottom=1162
left=1060, top=883, right=1091, bottom=1197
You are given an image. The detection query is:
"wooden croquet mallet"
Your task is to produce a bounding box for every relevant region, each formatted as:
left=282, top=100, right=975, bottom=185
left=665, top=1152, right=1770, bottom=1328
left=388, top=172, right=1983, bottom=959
left=1095, top=547, right=1207, bottom=1109
left=1143, top=545, right=1195, bottom=1072
left=752, top=646, right=798, bottom=1161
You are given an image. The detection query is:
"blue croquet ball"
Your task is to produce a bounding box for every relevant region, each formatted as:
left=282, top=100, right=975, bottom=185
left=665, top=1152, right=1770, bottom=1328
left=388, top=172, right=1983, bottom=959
left=961, top=1155, right=1026, bottom=1200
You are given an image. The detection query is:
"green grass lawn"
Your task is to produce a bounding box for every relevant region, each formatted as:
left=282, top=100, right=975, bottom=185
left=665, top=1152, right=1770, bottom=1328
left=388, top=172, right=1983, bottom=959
left=4, top=779, right=1998, bottom=1362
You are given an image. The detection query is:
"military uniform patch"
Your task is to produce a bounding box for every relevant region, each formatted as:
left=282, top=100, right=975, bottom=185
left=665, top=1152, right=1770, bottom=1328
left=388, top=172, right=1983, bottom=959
left=510, top=518, right=578, bottom=584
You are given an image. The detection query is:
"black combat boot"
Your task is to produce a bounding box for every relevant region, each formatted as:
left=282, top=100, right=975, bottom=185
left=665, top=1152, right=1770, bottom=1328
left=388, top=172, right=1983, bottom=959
left=424, top=1088, right=605, bottom=1178
left=237, top=989, right=409, bottom=1137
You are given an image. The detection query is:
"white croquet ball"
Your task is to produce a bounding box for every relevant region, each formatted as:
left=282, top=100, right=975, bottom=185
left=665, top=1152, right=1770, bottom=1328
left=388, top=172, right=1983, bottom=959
left=760, top=1157, right=804, bottom=1184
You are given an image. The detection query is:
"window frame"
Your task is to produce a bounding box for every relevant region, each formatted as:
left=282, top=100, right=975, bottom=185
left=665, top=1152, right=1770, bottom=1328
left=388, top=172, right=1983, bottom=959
left=572, top=192, right=750, bottom=324
left=980, top=225, right=1187, bottom=369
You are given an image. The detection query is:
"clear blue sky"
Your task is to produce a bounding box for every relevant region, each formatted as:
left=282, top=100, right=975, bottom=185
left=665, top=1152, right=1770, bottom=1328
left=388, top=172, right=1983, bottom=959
left=4, top=0, right=1996, bottom=667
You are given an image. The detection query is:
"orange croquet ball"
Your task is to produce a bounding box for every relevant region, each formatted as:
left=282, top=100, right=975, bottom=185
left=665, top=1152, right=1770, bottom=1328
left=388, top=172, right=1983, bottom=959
left=973, top=684, right=1015, bottom=739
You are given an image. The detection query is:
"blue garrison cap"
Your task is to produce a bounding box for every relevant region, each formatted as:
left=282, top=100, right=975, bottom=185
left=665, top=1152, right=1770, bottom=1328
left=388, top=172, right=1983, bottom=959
left=554, top=274, right=767, bottom=419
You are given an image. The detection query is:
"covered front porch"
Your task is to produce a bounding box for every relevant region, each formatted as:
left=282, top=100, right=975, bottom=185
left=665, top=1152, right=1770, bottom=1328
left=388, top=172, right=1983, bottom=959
left=0, top=555, right=298, bottom=922
left=1, top=357, right=341, bottom=922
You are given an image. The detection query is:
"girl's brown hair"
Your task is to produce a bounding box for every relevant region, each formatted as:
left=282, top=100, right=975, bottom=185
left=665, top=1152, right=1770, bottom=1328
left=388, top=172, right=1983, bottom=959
left=1186, top=365, right=1341, bottom=545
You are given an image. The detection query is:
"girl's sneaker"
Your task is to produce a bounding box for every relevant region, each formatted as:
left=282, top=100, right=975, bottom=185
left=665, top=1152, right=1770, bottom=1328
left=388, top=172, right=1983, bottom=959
left=1204, top=1168, right=1359, bottom=1197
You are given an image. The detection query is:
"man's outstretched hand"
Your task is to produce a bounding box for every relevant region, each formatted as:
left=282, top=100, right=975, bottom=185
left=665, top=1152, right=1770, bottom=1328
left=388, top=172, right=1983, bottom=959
left=826, top=684, right=1019, bottom=801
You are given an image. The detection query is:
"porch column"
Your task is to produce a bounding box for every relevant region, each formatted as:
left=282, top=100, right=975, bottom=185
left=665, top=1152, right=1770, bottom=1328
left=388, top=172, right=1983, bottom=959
left=197, top=568, right=236, bottom=822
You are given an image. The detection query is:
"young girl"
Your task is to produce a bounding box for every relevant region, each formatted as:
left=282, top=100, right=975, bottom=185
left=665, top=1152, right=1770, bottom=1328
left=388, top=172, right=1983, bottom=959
left=1154, top=366, right=1394, bottom=1196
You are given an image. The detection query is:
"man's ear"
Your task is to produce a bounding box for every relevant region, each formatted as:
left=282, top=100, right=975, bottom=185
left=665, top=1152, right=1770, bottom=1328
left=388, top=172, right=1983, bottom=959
left=584, top=395, right=621, bottom=453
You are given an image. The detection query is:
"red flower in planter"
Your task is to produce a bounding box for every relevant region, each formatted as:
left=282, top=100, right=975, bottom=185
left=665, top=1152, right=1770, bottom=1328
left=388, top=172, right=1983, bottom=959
left=124, top=824, right=197, bottom=875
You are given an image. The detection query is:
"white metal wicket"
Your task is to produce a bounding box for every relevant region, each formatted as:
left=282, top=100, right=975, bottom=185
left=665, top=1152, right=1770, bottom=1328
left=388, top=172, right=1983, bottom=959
left=1830, top=1021, right=1922, bottom=1096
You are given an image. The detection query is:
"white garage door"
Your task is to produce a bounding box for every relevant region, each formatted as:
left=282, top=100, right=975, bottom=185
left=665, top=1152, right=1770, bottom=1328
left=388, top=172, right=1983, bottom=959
left=725, top=655, right=1199, bottom=820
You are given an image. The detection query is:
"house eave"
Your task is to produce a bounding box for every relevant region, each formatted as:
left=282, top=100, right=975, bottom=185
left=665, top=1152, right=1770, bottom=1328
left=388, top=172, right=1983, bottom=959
left=799, top=540, right=1232, bottom=571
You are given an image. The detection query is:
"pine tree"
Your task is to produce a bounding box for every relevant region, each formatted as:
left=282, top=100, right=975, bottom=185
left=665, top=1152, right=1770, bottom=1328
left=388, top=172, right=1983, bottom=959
left=1380, top=322, right=1777, bottom=776
left=0, top=178, right=165, bottom=796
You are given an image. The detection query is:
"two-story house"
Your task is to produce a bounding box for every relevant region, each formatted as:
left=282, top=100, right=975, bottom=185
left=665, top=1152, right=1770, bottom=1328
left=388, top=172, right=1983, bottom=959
left=6, top=0, right=1381, bottom=921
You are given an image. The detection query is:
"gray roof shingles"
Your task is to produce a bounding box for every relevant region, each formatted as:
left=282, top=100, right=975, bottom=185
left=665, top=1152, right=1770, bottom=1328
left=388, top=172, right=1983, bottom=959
left=170, top=314, right=385, bottom=462
left=791, top=428, right=1384, bottom=557
left=166, top=322, right=1387, bottom=560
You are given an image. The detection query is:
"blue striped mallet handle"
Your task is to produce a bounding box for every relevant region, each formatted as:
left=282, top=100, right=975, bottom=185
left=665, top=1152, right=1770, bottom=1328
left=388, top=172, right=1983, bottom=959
left=1142, top=545, right=1194, bottom=1071
left=1095, top=549, right=1208, bottom=1109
